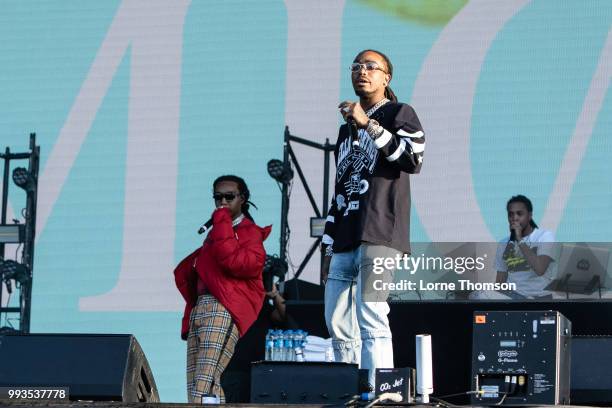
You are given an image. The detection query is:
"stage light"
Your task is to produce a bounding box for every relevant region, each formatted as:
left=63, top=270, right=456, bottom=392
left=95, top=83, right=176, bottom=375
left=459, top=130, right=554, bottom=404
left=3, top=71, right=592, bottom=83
left=0, top=259, right=30, bottom=285
left=267, top=159, right=293, bottom=184
left=0, top=224, right=24, bottom=244
left=309, top=217, right=326, bottom=238
left=12, top=167, right=35, bottom=192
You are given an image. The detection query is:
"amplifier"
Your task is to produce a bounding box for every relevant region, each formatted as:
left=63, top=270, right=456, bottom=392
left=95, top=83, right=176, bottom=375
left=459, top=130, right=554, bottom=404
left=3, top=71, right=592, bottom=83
left=471, top=311, right=571, bottom=405
left=250, top=361, right=358, bottom=404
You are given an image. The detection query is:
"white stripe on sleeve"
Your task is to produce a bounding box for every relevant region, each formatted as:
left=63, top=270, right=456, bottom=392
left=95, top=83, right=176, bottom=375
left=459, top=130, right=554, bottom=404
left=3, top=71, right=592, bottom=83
left=386, top=139, right=406, bottom=162
left=397, top=129, right=424, bottom=138
left=374, top=129, right=393, bottom=148
left=406, top=138, right=425, bottom=153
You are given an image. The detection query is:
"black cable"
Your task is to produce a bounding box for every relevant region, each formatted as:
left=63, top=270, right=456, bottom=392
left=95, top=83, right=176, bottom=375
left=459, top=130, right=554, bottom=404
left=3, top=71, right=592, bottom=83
left=432, top=390, right=480, bottom=400
left=429, top=390, right=511, bottom=408
left=344, top=394, right=362, bottom=406
left=1, top=291, right=12, bottom=326
left=283, top=178, right=295, bottom=277
left=14, top=242, right=23, bottom=262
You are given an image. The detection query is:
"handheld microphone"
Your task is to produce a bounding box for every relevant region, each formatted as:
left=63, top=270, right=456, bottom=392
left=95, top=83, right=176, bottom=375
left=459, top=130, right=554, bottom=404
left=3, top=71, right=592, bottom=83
left=198, top=219, right=213, bottom=235
left=510, top=227, right=517, bottom=242
left=348, top=119, right=360, bottom=148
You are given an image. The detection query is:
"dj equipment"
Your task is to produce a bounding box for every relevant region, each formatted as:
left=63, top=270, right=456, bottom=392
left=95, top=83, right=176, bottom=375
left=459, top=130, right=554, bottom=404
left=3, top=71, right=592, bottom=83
left=0, top=333, right=158, bottom=402
left=250, top=361, right=358, bottom=404
left=471, top=311, right=571, bottom=405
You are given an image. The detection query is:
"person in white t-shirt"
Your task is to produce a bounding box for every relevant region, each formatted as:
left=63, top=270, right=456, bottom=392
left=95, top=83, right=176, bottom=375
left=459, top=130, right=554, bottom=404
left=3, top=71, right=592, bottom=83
left=495, top=195, right=556, bottom=298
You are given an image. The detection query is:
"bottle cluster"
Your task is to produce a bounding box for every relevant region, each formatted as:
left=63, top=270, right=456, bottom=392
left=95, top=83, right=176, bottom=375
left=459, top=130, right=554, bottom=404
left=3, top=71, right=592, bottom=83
left=264, top=329, right=308, bottom=362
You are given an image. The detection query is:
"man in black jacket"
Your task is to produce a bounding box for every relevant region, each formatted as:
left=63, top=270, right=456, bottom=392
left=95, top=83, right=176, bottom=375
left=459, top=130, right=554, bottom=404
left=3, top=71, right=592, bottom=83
left=321, top=49, right=425, bottom=389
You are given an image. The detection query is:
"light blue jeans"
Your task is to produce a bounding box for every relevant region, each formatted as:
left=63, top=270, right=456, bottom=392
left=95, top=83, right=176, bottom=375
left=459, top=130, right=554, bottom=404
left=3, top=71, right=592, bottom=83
left=324, top=243, right=400, bottom=388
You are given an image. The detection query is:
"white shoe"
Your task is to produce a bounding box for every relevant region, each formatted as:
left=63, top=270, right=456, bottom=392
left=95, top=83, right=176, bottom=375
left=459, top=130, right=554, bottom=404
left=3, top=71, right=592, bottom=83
left=201, top=395, right=220, bottom=404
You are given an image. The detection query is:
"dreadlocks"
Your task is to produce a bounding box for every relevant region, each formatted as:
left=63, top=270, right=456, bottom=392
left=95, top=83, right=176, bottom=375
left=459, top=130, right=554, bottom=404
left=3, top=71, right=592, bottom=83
left=213, top=175, right=258, bottom=222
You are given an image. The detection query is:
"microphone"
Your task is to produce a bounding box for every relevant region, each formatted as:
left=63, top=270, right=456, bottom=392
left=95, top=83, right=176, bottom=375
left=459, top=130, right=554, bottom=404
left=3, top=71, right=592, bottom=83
left=198, top=218, right=213, bottom=235
left=348, top=119, right=360, bottom=148
left=510, top=227, right=517, bottom=242
left=4, top=279, right=12, bottom=294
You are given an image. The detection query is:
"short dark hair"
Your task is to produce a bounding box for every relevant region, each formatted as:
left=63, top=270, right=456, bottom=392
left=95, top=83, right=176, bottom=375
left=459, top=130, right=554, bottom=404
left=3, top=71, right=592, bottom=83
left=506, top=194, right=538, bottom=228
left=213, top=175, right=257, bottom=221
left=354, top=49, right=398, bottom=102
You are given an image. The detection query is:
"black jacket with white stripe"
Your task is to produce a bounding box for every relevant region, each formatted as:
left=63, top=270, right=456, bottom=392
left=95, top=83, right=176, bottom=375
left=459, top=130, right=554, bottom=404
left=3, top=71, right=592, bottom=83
left=322, top=101, right=424, bottom=254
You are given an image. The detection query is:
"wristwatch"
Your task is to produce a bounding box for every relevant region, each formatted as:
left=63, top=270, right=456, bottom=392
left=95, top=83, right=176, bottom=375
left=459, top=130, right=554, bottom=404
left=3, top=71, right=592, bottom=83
left=366, top=119, right=384, bottom=139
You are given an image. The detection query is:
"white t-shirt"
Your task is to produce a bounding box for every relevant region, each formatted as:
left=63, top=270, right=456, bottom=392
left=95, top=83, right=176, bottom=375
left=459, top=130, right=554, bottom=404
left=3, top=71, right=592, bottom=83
left=495, top=228, right=556, bottom=298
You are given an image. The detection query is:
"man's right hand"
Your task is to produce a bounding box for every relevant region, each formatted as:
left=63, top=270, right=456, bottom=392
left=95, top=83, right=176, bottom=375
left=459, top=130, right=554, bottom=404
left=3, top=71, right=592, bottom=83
left=321, top=255, right=332, bottom=285
left=510, top=222, right=522, bottom=242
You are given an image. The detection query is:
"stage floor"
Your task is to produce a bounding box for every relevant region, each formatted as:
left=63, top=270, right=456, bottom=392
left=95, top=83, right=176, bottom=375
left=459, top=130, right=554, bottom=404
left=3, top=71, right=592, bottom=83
left=0, top=403, right=605, bottom=408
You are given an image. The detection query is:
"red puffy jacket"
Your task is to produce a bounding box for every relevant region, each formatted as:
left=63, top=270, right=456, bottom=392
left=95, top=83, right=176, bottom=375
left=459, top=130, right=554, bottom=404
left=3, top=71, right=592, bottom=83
left=174, top=208, right=271, bottom=339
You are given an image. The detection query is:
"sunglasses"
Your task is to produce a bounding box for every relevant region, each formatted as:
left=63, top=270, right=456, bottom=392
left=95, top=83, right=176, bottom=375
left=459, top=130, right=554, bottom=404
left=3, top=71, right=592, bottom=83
left=213, top=192, right=240, bottom=202
left=350, top=61, right=387, bottom=74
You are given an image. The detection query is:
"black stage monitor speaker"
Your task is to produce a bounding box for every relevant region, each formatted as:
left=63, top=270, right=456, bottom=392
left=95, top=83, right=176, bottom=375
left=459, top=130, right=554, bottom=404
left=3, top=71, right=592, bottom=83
left=250, top=361, right=358, bottom=404
left=0, top=333, right=159, bottom=402
left=571, top=336, right=612, bottom=406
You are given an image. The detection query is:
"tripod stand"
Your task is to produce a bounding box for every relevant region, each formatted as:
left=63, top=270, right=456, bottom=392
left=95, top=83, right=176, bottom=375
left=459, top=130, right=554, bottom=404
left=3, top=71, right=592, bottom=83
left=276, top=126, right=334, bottom=284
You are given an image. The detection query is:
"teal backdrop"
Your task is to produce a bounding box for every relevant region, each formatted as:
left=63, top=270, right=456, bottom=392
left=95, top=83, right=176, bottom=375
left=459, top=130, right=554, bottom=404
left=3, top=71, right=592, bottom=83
left=0, top=0, right=611, bottom=401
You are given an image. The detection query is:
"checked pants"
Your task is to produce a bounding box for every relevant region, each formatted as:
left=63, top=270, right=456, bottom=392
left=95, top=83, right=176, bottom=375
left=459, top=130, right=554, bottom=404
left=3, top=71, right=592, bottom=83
left=186, top=294, right=239, bottom=403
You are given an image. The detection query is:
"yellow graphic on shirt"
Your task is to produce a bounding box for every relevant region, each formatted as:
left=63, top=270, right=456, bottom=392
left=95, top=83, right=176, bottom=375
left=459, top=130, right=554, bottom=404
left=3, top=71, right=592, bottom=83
left=503, top=244, right=539, bottom=272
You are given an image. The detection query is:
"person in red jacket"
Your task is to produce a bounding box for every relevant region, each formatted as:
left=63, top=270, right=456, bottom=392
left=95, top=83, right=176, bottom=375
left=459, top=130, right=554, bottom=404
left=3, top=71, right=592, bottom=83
left=174, top=175, right=271, bottom=403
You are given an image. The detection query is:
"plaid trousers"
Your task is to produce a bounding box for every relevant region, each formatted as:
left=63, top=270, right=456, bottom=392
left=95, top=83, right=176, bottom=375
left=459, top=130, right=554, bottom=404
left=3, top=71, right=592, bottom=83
left=187, top=294, right=239, bottom=403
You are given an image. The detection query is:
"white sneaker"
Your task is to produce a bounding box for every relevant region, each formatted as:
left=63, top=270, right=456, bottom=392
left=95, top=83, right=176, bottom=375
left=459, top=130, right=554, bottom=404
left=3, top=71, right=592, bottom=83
left=201, top=395, right=220, bottom=404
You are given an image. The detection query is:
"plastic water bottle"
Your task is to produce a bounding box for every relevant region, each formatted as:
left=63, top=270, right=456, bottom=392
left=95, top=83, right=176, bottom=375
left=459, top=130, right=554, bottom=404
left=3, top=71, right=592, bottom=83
left=301, top=330, right=309, bottom=348
left=325, top=345, right=334, bottom=362
left=278, top=330, right=286, bottom=361
left=294, top=330, right=305, bottom=362
left=272, top=330, right=283, bottom=361
left=265, top=329, right=274, bottom=361
left=283, top=330, right=294, bottom=361
left=295, top=347, right=304, bottom=362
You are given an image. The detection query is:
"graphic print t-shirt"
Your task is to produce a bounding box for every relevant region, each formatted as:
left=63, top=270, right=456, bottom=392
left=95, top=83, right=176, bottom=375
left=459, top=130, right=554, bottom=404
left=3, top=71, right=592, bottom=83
left=323, top=102, right=425, bottom=254
left=495, top=228, right=556, bottom=297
